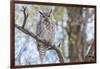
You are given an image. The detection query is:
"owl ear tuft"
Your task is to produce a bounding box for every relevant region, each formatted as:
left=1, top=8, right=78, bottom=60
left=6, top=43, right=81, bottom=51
left=48, top=10, right=52, bottom=17
left=39, top=11, right=45, bottom=18
left=39, top=11, right=43, bottom=15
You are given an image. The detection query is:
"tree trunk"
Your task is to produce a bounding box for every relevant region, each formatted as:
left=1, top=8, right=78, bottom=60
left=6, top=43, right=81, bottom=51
left=67, top=7, right=85, bottom=62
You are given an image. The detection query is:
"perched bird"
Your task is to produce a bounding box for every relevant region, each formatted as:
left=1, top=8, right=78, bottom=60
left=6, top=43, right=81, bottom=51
left=36, top=10, right=56, bottom=63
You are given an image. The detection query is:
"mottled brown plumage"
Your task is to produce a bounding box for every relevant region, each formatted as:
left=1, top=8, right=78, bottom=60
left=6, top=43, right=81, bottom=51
left=36, top=10, right=55, bottom=63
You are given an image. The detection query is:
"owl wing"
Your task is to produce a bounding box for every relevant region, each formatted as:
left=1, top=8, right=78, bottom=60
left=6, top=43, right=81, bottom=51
left=36, top=21, right=42, bottom=37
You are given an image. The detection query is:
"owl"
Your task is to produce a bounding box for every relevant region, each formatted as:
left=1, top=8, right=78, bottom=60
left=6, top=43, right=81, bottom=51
left=36, top=10, right=56, bottom=63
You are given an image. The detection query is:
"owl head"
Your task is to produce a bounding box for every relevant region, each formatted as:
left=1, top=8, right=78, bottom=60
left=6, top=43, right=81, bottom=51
left=39, top=10, right=53, bottom=25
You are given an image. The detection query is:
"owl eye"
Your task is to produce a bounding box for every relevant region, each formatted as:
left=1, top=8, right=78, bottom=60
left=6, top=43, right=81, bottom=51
left=48, top=15, right=50, bottom=17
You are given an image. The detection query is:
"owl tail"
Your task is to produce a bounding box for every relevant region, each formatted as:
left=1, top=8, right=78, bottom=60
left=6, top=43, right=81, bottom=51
left=38, top=44, right=47, bottom=64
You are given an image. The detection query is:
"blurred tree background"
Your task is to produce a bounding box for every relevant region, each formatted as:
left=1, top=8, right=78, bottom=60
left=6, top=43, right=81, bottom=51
left=15, top=4, right=95, bottom=65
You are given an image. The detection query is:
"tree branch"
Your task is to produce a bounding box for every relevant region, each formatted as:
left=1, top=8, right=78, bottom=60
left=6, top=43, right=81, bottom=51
left=21, top=6, right=29, bottom=28
left=15, top=24, right=64, bottom=63
left=48, top=45, right=64, bottom=63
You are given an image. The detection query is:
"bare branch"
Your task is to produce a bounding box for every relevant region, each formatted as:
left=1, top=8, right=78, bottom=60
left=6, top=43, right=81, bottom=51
left=21, top=6, right=29, bottom=28
left=15, top=24, right=64, bottom=63
left=48, top=45, right=64, bottom=63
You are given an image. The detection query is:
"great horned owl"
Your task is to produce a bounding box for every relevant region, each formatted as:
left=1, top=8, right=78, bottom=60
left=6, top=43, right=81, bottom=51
left=36, top=10, right=55, bottom=63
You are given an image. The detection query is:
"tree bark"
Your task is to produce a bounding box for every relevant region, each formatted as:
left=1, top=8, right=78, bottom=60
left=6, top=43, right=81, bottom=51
left=67, top=7, right=85, bottom=62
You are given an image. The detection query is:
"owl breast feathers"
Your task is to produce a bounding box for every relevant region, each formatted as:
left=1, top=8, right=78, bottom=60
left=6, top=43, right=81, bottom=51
left=36, top=11, right=56, bottom=45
